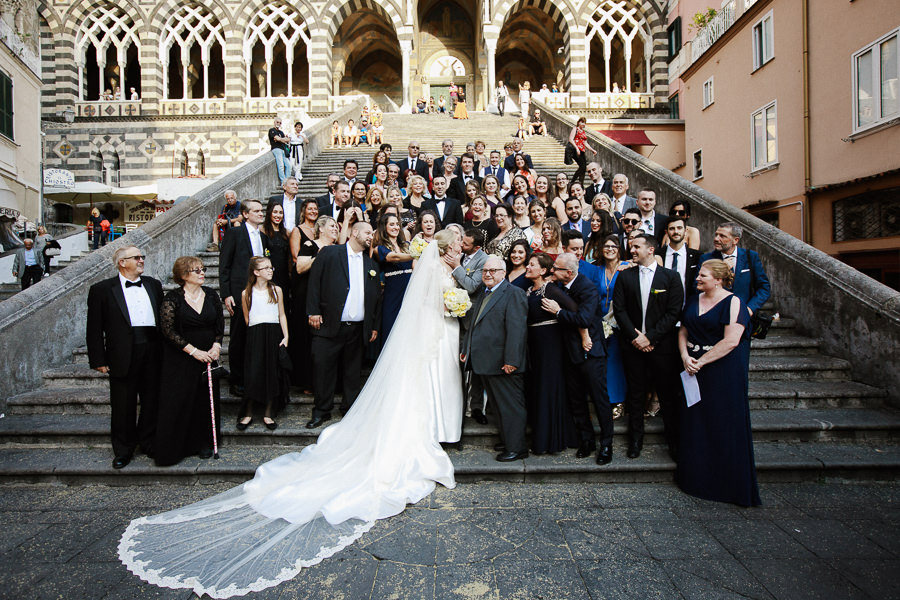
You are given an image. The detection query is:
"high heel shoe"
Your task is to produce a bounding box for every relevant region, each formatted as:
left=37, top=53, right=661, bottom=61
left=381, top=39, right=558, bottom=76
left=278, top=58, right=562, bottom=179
left=236, top=417, right=252, bottom=431
left=263, top=417, right=278, bottom=431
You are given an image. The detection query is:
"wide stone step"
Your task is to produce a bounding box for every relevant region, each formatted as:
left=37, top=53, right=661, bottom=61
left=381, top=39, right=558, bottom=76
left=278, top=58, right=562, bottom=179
left=0, top=440, right=897, bottom=484
left=749, top=335, right=819, bottom=356
left=2, top=408, right=898, bottom=448
left=748, top=355, right=851, bottom=380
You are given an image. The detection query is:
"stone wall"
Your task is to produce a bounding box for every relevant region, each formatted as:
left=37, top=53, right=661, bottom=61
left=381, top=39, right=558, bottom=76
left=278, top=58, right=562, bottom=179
left=0, top=100, right=364, bottom=406
left=533, top=99, right=900, bottom=404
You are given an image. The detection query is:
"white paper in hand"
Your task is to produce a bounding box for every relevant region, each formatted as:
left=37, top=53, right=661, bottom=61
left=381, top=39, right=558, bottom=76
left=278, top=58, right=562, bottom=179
left=680, top=371, right=701, bottom=407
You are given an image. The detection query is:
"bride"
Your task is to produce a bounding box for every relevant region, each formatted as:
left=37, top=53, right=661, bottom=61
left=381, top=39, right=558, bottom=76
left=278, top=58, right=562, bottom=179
left=119, top=230, right=466, bottom=598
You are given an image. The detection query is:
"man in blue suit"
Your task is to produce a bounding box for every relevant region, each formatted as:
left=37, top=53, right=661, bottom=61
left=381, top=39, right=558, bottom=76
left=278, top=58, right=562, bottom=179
left=699, top=222, right=770, bottom=315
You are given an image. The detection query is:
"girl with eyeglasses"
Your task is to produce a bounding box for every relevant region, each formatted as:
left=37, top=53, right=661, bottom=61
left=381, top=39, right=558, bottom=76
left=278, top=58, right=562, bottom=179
left=239, top=256, right=289, bottom=432
left=155, top=255, right=224, bottom=466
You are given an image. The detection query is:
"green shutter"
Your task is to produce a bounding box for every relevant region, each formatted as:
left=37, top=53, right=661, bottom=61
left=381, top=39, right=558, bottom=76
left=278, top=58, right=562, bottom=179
left=0, top=72, right=13, bottom=140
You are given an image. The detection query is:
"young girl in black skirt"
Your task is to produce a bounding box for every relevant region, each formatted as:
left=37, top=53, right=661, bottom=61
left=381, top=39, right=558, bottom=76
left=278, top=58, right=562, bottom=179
left=238, top=256, right=289, bottom=431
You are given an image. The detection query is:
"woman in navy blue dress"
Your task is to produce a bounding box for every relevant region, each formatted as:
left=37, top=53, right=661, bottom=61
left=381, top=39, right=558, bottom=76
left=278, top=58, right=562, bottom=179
left=372, top=213, right=414, bottom=343
left=524, top=253, right=578, bottom=454
left=505, top=239, right=532, bottom=290
left=678, top=259, right=761, bottom=506
left=597, top=235, right=627, bottom=418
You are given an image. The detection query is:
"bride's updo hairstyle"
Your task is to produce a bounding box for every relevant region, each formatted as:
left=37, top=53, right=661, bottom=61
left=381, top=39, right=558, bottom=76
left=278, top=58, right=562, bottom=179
left=434, top=229, right=457, bottom=255
left=701, top=259, right=734, bottom=288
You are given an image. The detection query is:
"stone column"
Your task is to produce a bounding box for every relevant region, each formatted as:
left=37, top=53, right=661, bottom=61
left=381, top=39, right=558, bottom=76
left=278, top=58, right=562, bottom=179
left=400, top=39, right=412, bottom=111
left=308, top=28, right=331, bottom=112
left=567, top=27, right=588, bottom=108
left=484, top=36, right=497, bottom=111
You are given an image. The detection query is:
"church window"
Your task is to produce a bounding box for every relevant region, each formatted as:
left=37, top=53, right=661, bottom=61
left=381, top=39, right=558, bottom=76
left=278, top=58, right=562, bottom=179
left=586, top=2, right=652, bottom=93
left=244, top=4, right=311, bottom=98
left=160, top=6, right=226, bottom=100
left=75, top=6, right=141, bottom=101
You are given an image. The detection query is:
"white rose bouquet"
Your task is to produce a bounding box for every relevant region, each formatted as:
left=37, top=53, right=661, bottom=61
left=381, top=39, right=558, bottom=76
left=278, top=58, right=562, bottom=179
left=408, top=235, right=430, bottom=259
left=443, top=288, right=472, bottom=318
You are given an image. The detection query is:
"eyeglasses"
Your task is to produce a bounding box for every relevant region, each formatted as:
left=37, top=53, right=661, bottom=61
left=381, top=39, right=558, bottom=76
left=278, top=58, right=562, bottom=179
left=258, top=266, right=274, bottom=271
left=622, top=218, right=640, bottom=225
left=483, top=268, right=505, bottom=274
left=550, top=266, right=572, bottom=272
left=409, top=145, right=419, bottom=149
left=122, top=255, right=145, bottom=261
left=672, top=210, right=687, bottom=216
left=189, top=267, right=207, bottom=274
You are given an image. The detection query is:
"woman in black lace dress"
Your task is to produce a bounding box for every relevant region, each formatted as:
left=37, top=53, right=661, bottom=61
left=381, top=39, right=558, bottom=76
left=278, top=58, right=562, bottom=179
left=155, top=256, right=225, bottom=466
left=263, top=202, right=292, bottom=296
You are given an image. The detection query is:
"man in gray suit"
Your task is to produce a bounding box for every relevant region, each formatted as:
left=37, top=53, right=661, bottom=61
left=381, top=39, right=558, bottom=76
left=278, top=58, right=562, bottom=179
left=12, top=238, right=44, bottom=289
left=610, top=173, right=637, bottom=220
left=461, top=256, right=529, bottom=461
left=444, top=227, right=490, bottom=425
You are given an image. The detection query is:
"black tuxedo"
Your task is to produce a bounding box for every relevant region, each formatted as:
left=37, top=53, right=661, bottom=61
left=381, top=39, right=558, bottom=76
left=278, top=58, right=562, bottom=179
left=306, top=243, right=383, bottom=416
left=503, top=153, right=533, bottom=173
left=657, top=245, right=702, bottom=298
left=397, top=156, right=429, bottom=186
left=554, top=276, right=613, bottom=448
left=584, top=179, right=613, bottom=205
left=86, top=275, right=163, bottom=458
left=463, top=280, right=528, bottom=453
left=316, top=193, right=339, bottom=219
left=422, top=196, right=465, bottom=228
left=219, top=225, right=269, bottom=386
left=448, top=173, right=481, bottom=201
left=612, top=264, right=684, bottom=455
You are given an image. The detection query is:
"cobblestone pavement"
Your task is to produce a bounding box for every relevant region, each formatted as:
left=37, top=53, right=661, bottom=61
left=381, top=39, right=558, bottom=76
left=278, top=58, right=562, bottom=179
left=0, top=480, right=897, bottom=599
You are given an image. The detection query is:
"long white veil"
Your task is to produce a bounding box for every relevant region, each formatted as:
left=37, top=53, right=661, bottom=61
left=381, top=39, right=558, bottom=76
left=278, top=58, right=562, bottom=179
left=119, top=241, right=457, bottom=598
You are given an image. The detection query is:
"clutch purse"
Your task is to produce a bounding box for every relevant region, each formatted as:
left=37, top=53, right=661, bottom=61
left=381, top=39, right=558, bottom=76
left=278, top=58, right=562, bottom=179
left=750, top=312, right=773, bottom=339
left=206, top=361, right=229, bottom=380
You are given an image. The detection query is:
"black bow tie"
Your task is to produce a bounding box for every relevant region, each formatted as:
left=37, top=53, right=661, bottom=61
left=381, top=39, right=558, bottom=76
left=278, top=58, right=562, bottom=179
left=125, top=280, right=142, bottom=288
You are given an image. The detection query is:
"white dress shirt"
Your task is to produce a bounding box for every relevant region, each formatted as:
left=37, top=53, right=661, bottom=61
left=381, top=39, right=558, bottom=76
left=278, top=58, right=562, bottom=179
left=119, top=274, right=156, bottom=327
left=281, top=195, right=297, bottom=233
left=591, top=179, right=606, bottom=195
left=665, top=245, right=687, bottom=291
left=433, top=197, right=447, bottom=221
left=246, top=222, right=264, bottom=256
left=408, top=156, right=417, bottom=172
left=613, top=194, right=628, bottom=215
left=722, top=249, right=738, bottom=271
left=639, top=262, right=657, bottom=333
left=341, top=244, right=365, bottom=322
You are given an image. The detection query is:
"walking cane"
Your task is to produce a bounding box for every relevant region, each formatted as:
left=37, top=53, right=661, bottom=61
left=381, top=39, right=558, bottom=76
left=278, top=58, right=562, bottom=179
left=207, top=363, right=220, bottom=459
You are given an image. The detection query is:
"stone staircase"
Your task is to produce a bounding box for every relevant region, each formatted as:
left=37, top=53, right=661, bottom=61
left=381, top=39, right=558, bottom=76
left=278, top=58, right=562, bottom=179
left=2, top=112, right=898, bottom=485
left=0, top=249, right=91, bottom=302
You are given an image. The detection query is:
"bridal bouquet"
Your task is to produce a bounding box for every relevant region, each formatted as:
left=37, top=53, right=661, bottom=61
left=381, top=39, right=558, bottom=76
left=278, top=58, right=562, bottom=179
left=408, top=235, right=430, bottom=259
left=443, top=288, right=472, bottom=318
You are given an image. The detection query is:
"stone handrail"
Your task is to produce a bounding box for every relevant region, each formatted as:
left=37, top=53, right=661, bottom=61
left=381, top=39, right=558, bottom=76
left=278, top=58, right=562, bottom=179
left=0, top=99, right=366, bottom=406
left=533, top=99, right=900, bottom=403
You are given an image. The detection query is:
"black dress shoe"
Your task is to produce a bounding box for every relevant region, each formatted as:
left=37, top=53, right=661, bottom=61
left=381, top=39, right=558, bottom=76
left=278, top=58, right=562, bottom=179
left=575, top=441, right=596, bottom=459
left=493, top=442, right=507, bottom=452
left=596, top=445, right=613, bottom=465
left=198, top=449, right=213, bottom=459
left=627, top=438, right=643, bottom=459
left=263, top=418, right=278, bottom=431
left=236, top=417, right=252, bottom=431
left=471, top=409, right=488, bottom=425
left=112, top=455, right=131, bottom=469
left=496, top=450, right=529, bottom=462
left=306, top=414, right=331, bottom=429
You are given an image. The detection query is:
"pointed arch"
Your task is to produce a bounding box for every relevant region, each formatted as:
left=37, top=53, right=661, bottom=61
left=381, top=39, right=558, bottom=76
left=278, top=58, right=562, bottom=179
left=158, top=4, right=227, bottom=99
left=321, top=0, right=404, bottom=44
left=242, top=2, right=313, bottom=97
left=73, top=5, right=143, bottom=101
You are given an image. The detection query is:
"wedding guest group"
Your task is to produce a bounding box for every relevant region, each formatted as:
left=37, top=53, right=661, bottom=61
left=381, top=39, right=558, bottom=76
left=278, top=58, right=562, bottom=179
left=84, top=124, right=769, bottom=507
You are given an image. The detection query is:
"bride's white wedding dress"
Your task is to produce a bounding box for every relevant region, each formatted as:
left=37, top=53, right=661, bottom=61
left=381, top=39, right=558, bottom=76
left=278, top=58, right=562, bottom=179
left=118, top=241, right=463, bottom=598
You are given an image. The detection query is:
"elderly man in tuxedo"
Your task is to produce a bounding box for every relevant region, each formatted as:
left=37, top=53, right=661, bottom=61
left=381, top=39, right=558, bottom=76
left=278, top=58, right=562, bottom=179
left=543, top=252, right=614, bottom=465
left=306, top=221, right=382, bottom=428
left=461, top=255, right=528, bottom=461
left=699, top=222, right=770, bottom=315
left=316, top=173, right=341, bottom=215
left=397, top=141, right=428, bottom=187
left=86, top=245, right=163, bottom=469
left=219, top=199, right=268, bottom=394
left=613, top=233, right=684, bottom=460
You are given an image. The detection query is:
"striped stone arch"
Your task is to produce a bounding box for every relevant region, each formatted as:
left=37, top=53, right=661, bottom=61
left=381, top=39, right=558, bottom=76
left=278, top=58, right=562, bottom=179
left=490, top=0, right=576, bottom=44
left=321, top=0, right=405, bottom=44
left=232, top=0, right=320, bottom=37
left=147, top=0, right=233, bottom=34
left=578, top=0, right=668, bottom=99
left=64, top=0, right=145, bottom=39
left=37, top=3, right=63, bottom=37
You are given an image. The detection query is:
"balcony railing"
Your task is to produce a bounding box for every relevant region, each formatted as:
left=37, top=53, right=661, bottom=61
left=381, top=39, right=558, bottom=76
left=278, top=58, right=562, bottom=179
left=690, top=0, right=736, bottom=63
left=76, top=101, right=143, bottom=118
left=587, top=92, right=654, bottom=110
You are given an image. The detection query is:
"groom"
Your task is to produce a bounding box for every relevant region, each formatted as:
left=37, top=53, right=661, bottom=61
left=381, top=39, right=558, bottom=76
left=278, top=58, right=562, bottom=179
left=461, top=256, right=529, bottom=461
left=306, top=221, right=382, bottom=428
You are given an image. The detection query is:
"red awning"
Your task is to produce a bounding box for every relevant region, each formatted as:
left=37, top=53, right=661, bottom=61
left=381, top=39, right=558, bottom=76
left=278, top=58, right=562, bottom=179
left=598, top=129, right=656, bottom=146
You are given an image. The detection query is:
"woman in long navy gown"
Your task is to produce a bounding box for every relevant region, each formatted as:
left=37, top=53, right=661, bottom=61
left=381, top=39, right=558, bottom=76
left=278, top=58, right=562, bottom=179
left=678, top=259, right=761, bottom=506
left=372, top=213, right=414, bottom=342
left=597, top=235, right=627, bottom=415
left=524, top=253, right=578, bottom=454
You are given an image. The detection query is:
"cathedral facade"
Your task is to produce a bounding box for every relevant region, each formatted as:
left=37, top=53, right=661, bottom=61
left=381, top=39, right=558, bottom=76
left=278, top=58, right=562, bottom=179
left=39, top=0, right=667, bottom=192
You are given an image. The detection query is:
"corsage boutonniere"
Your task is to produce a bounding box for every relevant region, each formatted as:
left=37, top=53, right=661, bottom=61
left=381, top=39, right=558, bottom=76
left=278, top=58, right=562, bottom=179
left=369, top=269, right=377, bottom=277
left=650, top=288, right=666, bottom=294
left=264, top=248, right=271, bottom=257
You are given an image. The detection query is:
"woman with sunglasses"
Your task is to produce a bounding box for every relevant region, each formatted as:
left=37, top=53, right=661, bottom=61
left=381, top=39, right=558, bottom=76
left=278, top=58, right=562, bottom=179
left=155, top=256, right=224, bottom=466
left=663, top=199, right=701, bottom=250
left=597, top=236, right=627, bottom=419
